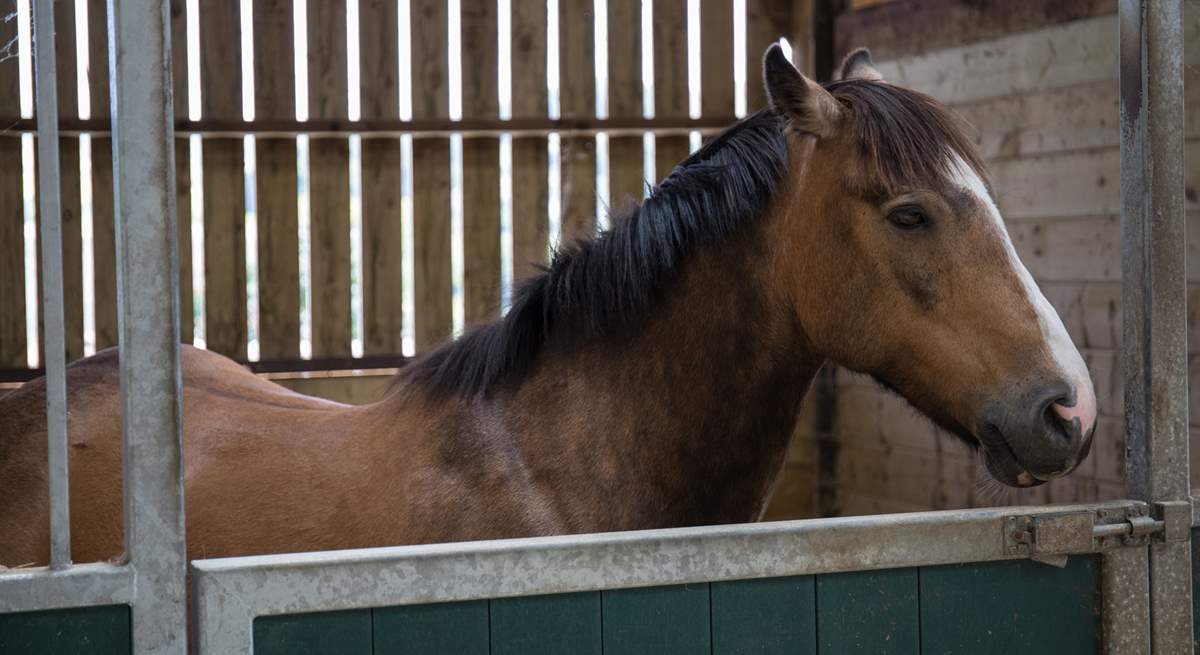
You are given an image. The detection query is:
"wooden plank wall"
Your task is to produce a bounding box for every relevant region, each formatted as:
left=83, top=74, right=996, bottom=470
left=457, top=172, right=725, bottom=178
left=778, top=0, right=1200, bottom=518
left=1, top=1, right=794, bottom=413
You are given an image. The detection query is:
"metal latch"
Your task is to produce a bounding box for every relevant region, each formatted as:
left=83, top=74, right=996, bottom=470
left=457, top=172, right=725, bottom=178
left=1004, top=502, right=1189, bottom=562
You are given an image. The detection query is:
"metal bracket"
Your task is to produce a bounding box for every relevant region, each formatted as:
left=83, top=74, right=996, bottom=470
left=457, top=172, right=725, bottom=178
left=1152, top=500, right=1191, bottom=542
left=1006, top=511, right=1095, bottom=557
left=1004, top=504, right=1174, bottom=557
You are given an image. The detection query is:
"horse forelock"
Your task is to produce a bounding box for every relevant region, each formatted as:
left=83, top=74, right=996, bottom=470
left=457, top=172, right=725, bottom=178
left=825, top=79, right=988, bottom=196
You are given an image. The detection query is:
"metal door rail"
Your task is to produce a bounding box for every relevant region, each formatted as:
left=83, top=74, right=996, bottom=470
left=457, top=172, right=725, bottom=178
left=192, top=499, right=1149, bottom=654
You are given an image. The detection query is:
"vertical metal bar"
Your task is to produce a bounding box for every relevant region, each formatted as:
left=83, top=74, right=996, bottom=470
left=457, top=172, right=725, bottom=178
left=32, top=0, right=71, bottom=571
left=1102, top=547, right=1151, bottom=654
left=108, top=0, right=187, bottom=652
left=1119, top=0, right=1191, bottom=652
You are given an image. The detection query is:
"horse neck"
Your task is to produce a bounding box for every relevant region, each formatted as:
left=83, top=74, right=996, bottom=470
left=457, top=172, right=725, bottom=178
left=504, top=210, right=824, bottom=531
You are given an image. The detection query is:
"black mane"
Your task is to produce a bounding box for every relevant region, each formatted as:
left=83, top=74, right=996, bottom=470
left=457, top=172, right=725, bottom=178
left=398, top=110, right=789, bottom=396
left=397, top=80, right=984, bottom=397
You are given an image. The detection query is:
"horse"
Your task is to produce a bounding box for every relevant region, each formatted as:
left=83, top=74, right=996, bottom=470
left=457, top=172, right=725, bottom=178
left=0, top=47, right=1096, bottom=567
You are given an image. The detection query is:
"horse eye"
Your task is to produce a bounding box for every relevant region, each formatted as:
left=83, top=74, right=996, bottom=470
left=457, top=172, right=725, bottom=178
left=887, top=206, right=928, bottom=230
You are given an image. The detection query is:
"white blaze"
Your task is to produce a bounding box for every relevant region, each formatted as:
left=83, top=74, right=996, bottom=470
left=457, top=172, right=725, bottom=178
left=949, top=156, right=1097, bottom=437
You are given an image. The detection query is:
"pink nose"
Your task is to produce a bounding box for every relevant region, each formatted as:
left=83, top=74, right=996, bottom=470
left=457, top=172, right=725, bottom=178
left=1051, top=379, right=1097, bottom=437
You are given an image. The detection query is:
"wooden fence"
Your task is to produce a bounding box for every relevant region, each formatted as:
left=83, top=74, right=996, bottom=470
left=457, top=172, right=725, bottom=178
left=0, top=0, right=800, bottom=377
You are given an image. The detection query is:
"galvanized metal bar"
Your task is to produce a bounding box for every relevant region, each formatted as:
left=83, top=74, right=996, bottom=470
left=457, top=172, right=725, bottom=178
left=108, top=0, right=187, bottom=652
left=32, top=0, right=71, bottom=572
left=1102, top=546, right=1151, bottom=654
left=0, top=564, right=135, bottom=614
left=1119, top=0, right=1192, bottom=651
left=192, top=500, right=1142, bottom=654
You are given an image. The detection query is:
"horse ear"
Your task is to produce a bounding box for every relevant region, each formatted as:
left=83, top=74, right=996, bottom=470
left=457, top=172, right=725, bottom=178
left=762, top=44, right=841, bottom=137
left=839, top=47, right=883, bottom=82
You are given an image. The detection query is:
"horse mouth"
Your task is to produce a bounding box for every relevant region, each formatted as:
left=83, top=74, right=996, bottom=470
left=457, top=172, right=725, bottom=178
left=980, top=432, right=1046, bottom=488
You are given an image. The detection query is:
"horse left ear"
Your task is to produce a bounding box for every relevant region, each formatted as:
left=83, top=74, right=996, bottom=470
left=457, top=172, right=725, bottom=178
left=839, top=48, right=883, bottom=82
left=763, top=44, right=842, bottom=137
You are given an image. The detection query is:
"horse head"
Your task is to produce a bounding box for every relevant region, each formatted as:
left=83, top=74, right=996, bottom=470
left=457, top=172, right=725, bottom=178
left=762, top=45, right=1096, bottom=487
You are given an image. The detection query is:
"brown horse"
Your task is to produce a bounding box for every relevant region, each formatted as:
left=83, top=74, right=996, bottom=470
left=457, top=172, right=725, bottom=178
left=0, top=47, right=1096, bottom=567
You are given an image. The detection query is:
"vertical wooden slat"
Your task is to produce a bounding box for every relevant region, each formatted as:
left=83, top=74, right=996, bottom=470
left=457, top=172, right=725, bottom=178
left=700, top=0, right=736, bottom=118
left=412, top=139, right=452, bottom=350
left=200, top=1, right=246, bottom=357
left=0, top=0, right=23, bottom=367
left=510, top=0, right=549, bottom=280
left=816, top=568, right=919, bottom=654
left=653, top=0, right=690, bottom=181
left=307, top=1, right=351, bottom=357
left=171, top=0, right=193, bottom=343
left=602, top=584, right=712, bottom=654
left=54, top=0, right=83, bottom=361
left=558, top=0, right=596, bottom=242
left=360, top=140, right=403, bottom=353
left=410, top=0, right=452, bottom=350
left=91, top=137, right=117, bottom=351
left=373, top=601, right=490, bottom=654
left=201, top=141, right=247, bottom=357
left=359, top=0, right=404, bottom=355
left=176, top=137, right=193, bottom=344
left=0, top=134, right=25, bottom=367
left=745, top=0, right=793, bottom=111
left=86, top=0, right=110, bottom=119
left=606, top=0, right=645, bottom=212
left=461, top=0, right=501, bottom=325
left=170, top=0, right=187, bottom=120
left=59, top=139, right=83, bottom=361
left=254, top=0, right=299, bottom=359
left=0, top=0, right=20, bottom=121
left=711, top=577, right=817, bottom=654
left=490, top=593, right=602, bottom=655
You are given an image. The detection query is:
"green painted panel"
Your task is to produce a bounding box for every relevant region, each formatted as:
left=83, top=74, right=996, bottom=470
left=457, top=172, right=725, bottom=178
left=489, top=592, right=601, bottom=655
left=0, top=605, right=130, bottom=655
left=711, top=576, right=816, bottom=655
left=602, top=584, right=711, bottom=655
left=919, top=556, right=1100, bottom=654
left=1192, top=528, right=1200, bottom=654
left=373, top=600, right=488, bottom=655
left=252, top=609, right=371, bottom=655
left=817, top=568, right=919, bottom=655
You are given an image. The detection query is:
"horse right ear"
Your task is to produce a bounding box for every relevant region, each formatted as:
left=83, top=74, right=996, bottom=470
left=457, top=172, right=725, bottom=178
left=763, top=44, right=841, bottom=138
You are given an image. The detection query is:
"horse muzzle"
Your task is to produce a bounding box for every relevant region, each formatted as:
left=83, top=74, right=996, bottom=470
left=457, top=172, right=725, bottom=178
left=977, top=382, right=1097, bottom=487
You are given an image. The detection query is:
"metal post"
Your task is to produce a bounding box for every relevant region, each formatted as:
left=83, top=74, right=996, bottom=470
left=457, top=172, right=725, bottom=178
left=108, top=0, right=187, bottom=652
left=1102, top=547, right=1151, bottom=653
left=32, top=0, right=71, bottom=572
left=1119, top=0, right=1191, bottom=652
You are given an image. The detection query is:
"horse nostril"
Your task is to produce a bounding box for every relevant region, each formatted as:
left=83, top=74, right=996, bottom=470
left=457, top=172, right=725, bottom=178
left=1046, top=398, right=1080, bottom=444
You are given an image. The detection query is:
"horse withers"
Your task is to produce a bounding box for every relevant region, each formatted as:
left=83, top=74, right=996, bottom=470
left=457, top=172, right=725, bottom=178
left=0, top=47, right=1096, bottom=567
